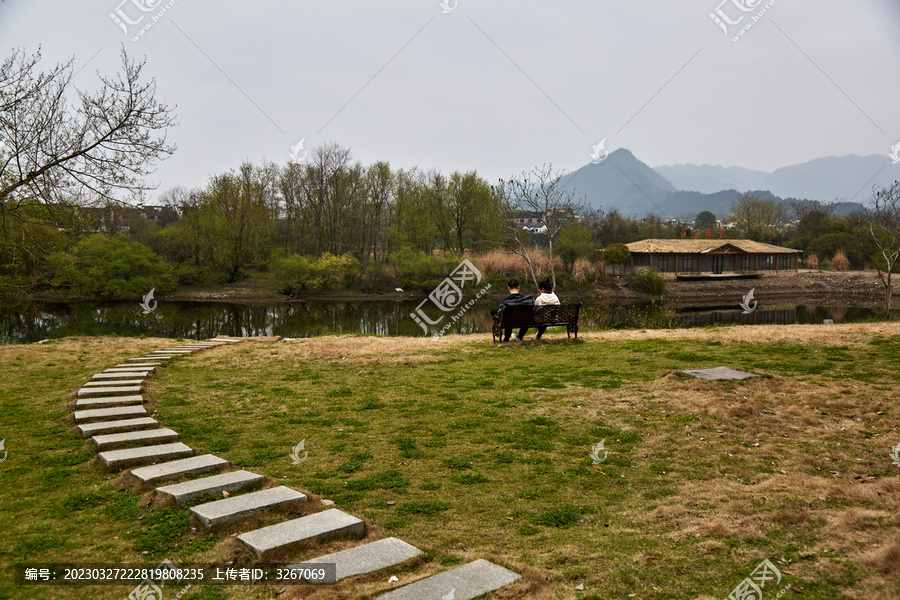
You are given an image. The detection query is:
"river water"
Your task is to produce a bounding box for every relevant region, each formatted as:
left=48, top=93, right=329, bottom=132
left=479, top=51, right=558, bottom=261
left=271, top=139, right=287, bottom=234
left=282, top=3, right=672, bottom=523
left=0, top=300, right=885, bottom=344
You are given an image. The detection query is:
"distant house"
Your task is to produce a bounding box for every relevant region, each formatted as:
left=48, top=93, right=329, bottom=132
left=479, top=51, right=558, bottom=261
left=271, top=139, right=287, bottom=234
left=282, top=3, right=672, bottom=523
left=620, top=239, right=800, bottom=278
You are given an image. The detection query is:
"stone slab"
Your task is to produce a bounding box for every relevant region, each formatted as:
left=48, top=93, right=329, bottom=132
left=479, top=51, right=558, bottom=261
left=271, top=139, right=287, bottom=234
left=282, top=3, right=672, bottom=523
left=92, top=372, right=150, bottom=379
left=73, top=405, right=148, bottom=422
left=128, top=356, right=172, bottom=360
left=99, top=443, right=193, bottom=470
left=83, top=379, right=144, bottom=386
left=77, top=417, right=158, bottom=438
left=296, top=537, right=422, bottom=583
left=152, top=350, right=191, bottom=354
left=238, top=508, right=363, bottom=556
left=375, top=559, right=520, bottom=600
left=115, top=363, right=162, bottom=368
left=77, top=386, right=142, bottom=397
left=92, top=428, right=178, bottom=450
left=681, top=366, right=759, bottom=380
left=191, top=486, right=307, bottom=528
left=156, top=470, right=264, bottom=503
left=130, top=454, right=229, bottom=483
left=106, top=366, right=154, bottom=372
left=75, top=395, right=143, bottom=408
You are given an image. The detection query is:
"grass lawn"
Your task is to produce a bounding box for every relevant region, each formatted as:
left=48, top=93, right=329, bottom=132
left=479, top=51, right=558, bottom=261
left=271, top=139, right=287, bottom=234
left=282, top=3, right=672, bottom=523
left=1, top=324, right=899, bottom=599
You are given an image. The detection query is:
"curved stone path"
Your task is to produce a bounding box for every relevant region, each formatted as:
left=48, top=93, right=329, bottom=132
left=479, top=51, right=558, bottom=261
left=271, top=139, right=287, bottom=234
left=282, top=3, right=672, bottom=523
left=68, top=337, right=520, bottom=598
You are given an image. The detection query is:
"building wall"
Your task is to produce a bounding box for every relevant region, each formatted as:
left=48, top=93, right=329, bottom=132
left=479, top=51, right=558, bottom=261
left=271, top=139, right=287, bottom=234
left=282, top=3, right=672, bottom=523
left=621, top=251, right=798, bottom=277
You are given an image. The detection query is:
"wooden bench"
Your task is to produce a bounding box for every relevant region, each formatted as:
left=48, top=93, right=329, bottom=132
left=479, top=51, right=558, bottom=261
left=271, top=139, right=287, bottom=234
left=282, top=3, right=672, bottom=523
left=492, top=303, right=582, bottom=342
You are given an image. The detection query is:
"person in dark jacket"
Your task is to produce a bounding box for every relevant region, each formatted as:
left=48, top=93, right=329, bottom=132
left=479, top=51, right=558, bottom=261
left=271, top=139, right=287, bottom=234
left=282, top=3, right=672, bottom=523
left=490, top=278, right=534, bottom=341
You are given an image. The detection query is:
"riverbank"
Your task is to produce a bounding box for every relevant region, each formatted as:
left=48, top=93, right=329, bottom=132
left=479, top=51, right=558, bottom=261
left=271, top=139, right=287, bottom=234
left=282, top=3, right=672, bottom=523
left=157, top=270, right=889, bottom=308
left=1, top=324, right=899, bottom=599
left=16, top=269, right=888, bottom=313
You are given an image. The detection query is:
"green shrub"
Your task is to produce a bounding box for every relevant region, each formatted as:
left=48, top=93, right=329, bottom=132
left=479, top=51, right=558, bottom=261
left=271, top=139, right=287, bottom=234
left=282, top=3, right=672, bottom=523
left=358, top=262, right=398, bottom=293
left=388, top=247, right=458, bottom=289
left=632, top=269, right=666, bottom=294
left=602, top=243, right=632, bottom=275
left=47, top=234, right=176, bottom=299
left=272, top=252, right=361, bottom=294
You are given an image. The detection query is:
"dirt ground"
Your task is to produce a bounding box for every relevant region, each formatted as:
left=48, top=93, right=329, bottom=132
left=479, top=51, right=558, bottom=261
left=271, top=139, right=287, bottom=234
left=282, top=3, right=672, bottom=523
left=593, top=270, right=889, bottom=309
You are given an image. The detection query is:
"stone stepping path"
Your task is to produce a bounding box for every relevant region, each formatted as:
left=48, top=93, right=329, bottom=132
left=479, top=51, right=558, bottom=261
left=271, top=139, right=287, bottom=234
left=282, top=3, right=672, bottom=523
left=81, top=379, right=144, bottom=389
left=99, top=442, right=194, bottom=469
left=91, top=428, right=179, bottom=450
left=74, top=405, right=148, bottom=422
left=78, top=417, right=158, bottom=438
left=131, top=454, right=229, bottom=483
left=156, top=470, right=264, bottom=503
left=63, top=338, right=522, bottom=598
left=77, top=386, right=143, bottom=397
left=375, top=559, right=521, bottom=600
left=682, top=366, right=758, bottom=380
left=293, top=537, right=422, bottom=583
left=91, top=372, right=150, bottom=379
left=75, top=394, right=143, bottom=408
left=190, top=486, right=307, bottom=528
left=238, top=508, right=364, bottom=557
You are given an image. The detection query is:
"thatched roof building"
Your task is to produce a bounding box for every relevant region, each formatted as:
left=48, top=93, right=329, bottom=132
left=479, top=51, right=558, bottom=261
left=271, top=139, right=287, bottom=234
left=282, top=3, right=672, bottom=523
left=621, top=239, right=800, bottom=278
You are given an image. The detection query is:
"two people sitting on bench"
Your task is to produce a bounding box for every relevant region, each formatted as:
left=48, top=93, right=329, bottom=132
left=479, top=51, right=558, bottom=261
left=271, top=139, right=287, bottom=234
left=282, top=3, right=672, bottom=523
left=491, top=278, right=560, bottom=342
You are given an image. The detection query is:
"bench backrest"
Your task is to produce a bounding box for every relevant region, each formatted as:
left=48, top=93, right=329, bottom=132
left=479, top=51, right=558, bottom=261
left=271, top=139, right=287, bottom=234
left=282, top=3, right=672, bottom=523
left=498, top=303, right=581, bottom=327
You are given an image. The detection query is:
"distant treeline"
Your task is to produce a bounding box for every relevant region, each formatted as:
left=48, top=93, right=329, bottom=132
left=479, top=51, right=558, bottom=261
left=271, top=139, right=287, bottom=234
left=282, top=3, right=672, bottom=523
left=0, top=143, right=889, bottom=300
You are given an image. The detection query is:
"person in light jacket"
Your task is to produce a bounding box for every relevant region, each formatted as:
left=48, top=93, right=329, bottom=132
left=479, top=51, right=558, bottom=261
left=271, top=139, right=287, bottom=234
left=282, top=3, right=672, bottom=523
left=534, top=279, right=560, bottom=340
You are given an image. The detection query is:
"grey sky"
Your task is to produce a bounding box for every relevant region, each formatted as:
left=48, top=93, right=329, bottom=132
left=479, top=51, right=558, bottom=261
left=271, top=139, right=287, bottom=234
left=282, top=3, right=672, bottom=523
left=2, top=1, right=899, bottom=202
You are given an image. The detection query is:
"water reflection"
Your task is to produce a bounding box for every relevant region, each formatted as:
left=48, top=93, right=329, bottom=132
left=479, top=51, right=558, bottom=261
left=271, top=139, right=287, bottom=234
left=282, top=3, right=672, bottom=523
left=0, top=300, right=888, bottom=344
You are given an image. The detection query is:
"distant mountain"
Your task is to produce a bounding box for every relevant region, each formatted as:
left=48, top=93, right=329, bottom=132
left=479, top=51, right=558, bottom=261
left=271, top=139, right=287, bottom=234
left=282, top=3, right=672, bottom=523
left=560, top=149, right=868, bottom=220
left=763, top=154, right=899, bottom=202
left=653, top=163, right=767, bottom=194
left=654, top=154, right=900, bottom=203
left=558, top=149, right=675, bottom=217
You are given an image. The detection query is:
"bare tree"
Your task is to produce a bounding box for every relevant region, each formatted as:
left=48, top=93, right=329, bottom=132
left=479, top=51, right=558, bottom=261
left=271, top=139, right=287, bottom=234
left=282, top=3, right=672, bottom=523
left=492, top=164, right=589, bottom=292
left=869, top=181, right=900, bottom=318
left=0, top=47, right=176, bottom=210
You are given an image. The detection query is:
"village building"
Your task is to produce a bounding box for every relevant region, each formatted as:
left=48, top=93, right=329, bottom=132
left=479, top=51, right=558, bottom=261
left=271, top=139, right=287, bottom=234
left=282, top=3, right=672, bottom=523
left=621, top=239, right=801, bottom=278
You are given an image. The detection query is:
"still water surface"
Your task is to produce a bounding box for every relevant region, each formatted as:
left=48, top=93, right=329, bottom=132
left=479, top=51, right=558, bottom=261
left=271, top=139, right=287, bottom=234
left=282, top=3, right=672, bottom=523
left=0, top=300, right=884, bottom=344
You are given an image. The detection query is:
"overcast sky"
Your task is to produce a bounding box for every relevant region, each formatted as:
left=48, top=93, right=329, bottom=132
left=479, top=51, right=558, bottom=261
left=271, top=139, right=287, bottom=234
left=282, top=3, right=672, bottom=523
left=2, top=0, right=899, bottom=202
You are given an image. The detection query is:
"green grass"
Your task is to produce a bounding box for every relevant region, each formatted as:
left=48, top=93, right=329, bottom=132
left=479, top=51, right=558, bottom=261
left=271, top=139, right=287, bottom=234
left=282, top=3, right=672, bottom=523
left=1, top=330, right=899, bottom=598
